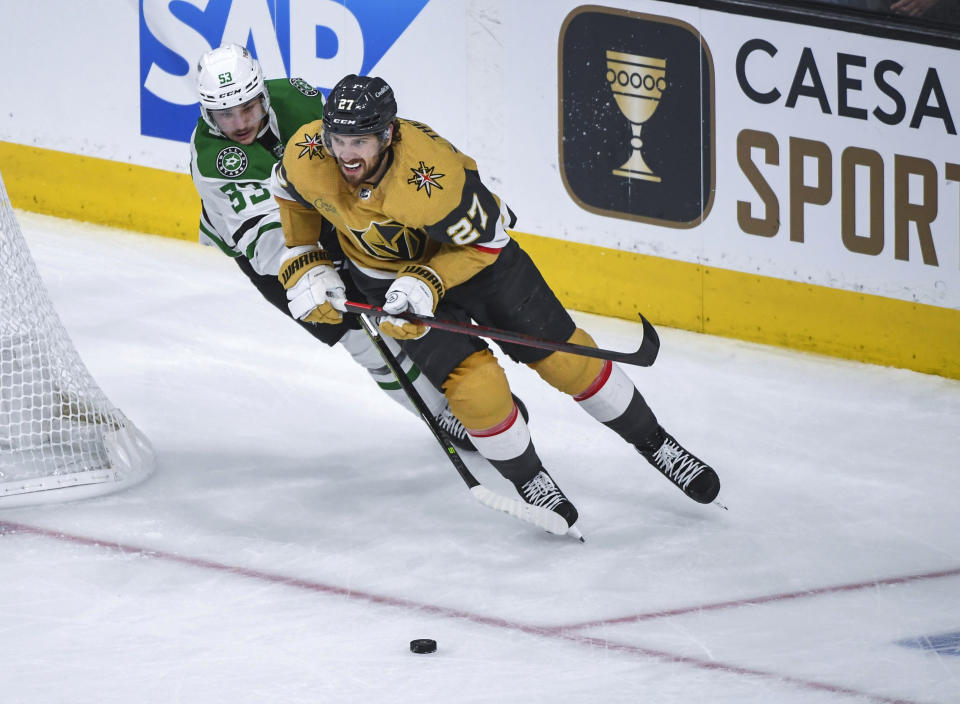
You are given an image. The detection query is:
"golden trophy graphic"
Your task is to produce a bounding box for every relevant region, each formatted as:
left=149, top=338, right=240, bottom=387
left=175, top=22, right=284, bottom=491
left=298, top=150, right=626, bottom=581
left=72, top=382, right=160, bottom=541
left=605, top=50, right=667, bottom=182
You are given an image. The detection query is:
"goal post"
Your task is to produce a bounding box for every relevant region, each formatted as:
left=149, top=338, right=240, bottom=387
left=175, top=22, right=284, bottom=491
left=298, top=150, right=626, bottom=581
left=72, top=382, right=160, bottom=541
left=0, top=172, right=156, bottom=507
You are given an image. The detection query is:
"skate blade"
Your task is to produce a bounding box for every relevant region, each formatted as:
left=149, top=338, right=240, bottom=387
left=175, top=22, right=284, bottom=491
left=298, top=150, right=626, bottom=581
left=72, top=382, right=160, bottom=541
left=566, top=524, right=586, bottom=542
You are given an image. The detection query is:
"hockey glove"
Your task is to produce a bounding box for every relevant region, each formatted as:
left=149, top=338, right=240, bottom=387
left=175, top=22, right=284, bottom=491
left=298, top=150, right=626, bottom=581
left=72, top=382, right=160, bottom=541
left=380, top=265, right=444, bottom=340
left=279, top=247, right=347, bottom=324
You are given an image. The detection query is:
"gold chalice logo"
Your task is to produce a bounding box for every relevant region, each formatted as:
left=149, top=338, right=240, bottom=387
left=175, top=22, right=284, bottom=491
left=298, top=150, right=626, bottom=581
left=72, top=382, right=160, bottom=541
left=606, top=50, right=667, bottom=182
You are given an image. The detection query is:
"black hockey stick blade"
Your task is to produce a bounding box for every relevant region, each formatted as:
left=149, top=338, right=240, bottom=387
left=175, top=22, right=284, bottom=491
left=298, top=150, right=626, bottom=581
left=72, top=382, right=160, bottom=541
left=344, top=301, right=659, bottom=367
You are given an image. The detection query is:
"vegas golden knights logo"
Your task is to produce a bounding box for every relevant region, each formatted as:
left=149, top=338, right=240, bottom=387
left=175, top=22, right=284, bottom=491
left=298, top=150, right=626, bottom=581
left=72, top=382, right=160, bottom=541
left=559, top=8, right=715, bottom=228
left=350, top=220, right=428, bottom=260
left=294, top=132, right=324, bottom=159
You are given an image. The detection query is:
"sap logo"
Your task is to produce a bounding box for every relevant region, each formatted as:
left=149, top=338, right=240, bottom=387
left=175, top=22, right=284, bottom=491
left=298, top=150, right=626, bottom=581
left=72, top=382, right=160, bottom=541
left=139, top=0, right=430, bottom=143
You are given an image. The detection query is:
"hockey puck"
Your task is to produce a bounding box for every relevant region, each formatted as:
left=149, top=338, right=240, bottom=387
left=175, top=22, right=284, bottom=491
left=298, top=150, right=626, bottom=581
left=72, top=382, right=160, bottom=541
left=409, top=638, right=437, bottom=654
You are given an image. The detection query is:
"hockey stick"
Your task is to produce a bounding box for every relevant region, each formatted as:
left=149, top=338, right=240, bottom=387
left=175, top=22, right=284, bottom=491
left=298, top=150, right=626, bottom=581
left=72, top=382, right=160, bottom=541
left=355, top=314, right=581, bottom=540
left=344, top=301, right=659, bottom=367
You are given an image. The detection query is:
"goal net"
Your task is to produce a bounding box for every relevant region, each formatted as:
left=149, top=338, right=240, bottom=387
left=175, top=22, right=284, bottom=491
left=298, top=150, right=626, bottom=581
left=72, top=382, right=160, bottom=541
left=0, top=172, right=155, bottom=507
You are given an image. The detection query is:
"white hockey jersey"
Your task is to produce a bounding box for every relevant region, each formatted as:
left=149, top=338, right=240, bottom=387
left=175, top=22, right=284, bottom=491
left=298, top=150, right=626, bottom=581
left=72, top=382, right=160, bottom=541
left=188, top=77, right=325, bottom=276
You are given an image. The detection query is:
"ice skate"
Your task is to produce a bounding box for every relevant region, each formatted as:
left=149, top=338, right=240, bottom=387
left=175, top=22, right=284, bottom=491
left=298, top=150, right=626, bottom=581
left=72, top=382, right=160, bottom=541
left=637, top=427, right=720, bottom=504
left=515, top=469, right=579, bottom=529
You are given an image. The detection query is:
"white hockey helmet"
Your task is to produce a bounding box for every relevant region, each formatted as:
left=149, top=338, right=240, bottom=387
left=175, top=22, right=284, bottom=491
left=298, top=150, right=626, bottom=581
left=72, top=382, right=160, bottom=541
left=196, top=44, right=270, bottom=135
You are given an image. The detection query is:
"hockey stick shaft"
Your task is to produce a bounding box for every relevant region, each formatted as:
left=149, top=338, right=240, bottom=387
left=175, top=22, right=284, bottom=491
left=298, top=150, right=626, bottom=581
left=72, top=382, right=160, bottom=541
left=355, top=314, right=572, bottom=536
left=355, top=314, right=477, bottom=489
left=344, top=301, right=659, bottom=367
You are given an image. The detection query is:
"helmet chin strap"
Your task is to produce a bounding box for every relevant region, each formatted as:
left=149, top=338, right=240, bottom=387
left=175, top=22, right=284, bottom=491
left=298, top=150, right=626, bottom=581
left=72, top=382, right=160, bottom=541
left=256, top=115, right=272, bottom=139
left=256, top=116, right=283, bottom=157
left=254, top=99, right=274, bottom=138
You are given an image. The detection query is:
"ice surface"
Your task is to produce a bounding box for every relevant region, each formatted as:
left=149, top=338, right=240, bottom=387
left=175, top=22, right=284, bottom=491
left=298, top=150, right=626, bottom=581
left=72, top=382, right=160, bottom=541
left=1, top=212, right=958, bottom=704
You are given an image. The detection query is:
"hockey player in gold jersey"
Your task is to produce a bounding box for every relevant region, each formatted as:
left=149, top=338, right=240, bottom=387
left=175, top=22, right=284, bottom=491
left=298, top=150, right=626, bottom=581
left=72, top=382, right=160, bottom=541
left=190, top=46, right=473, bottom=451
left=271, top=75, right=721, bottom=535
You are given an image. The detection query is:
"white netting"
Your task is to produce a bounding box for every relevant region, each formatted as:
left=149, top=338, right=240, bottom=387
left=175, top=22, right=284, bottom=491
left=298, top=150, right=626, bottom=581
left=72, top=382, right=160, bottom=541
left=0, top=172, right=155, bottom=507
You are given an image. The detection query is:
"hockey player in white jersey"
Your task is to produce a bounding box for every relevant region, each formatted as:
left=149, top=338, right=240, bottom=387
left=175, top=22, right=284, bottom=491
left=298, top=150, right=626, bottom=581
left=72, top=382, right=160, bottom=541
left=188, top=44, right=474, bottom=447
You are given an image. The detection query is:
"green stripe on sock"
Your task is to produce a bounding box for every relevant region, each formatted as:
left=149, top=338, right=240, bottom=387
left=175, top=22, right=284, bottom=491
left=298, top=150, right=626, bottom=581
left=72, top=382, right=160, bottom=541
left=377, top=364, right=422, bottom=390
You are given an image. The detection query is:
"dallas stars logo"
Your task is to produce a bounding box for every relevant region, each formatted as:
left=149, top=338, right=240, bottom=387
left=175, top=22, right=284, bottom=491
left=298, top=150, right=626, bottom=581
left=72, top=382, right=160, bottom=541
left=295, top=132, right=324, bottom=159
left=407, top=161, right=444, bottom=196
left=289, top=77, right=319, bottom=97
left=216, top=146, right=247, bottom=177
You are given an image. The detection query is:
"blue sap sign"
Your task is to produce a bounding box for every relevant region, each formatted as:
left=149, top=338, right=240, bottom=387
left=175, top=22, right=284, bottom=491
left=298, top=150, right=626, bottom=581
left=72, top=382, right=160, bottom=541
left=139, top=0, right=430, bottom=143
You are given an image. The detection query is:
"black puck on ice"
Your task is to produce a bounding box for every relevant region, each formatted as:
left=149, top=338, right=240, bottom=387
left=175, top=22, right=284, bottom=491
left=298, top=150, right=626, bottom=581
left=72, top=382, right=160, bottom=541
left=409, top=638, right=437, bottom=654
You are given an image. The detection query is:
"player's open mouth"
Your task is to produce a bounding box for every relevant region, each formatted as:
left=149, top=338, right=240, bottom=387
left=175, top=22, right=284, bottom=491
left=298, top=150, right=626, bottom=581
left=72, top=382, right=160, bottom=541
left=343, top=161, right=362, bottom=171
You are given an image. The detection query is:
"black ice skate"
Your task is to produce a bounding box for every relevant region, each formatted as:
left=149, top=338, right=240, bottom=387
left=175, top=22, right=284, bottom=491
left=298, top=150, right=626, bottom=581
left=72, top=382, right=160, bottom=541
left=637, top=427, right=720, bottom=504
left=515, top=469, right=579, bottom=529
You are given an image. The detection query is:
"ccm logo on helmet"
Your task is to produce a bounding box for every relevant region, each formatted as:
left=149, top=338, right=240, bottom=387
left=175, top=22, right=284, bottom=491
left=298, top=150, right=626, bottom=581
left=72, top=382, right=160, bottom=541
left=218, top=88, right=242, bottom=99
left=332, top=118, right=357, bottom=125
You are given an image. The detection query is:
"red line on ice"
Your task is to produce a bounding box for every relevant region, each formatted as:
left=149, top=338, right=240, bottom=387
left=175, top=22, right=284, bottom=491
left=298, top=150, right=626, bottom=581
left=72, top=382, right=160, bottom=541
left=2, top=520, right=946, bottom=704
left=552, top=565, right=960, bottom=631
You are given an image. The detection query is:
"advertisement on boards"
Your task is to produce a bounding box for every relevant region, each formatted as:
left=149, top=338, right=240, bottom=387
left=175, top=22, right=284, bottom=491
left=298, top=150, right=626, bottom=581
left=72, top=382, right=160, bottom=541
left=139, top=0, right=431, bottom=142
left=0, top=0, right=956, bottom=318
left=548, top=1, right=959, bottom=309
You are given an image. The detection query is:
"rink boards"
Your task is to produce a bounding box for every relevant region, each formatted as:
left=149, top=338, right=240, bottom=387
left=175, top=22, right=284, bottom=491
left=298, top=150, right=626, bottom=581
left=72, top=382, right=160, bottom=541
left=0, top=0, right=957, bottom=378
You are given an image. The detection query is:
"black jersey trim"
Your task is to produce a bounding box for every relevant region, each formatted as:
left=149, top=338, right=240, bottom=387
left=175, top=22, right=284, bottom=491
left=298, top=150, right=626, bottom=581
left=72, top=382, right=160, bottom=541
left=426, top=170, right=503, bottom=246
left=231, top=213, right=267, bottom=245
left=198, top=206, right=238, bottom=258
left=276, top=163, right=315, bottom=209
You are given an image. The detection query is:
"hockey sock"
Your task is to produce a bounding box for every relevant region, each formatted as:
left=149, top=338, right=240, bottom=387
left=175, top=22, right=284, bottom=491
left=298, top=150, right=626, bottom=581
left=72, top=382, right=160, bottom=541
left=468, top=401, right=544, bottom=484
left=574, top=360, right=659, bottom=446
left=339, top=328, right=446, bottom=417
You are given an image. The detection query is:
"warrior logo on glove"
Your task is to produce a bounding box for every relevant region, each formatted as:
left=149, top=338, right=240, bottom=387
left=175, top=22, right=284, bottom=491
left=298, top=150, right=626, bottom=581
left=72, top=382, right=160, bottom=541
left=279, top=247, right=347, bottom=324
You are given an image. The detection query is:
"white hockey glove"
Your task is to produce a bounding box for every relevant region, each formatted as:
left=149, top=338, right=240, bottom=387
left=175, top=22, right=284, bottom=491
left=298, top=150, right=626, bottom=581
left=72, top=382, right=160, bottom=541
left=380, top=265, right=445, bottom=340
left=279, top=248, right=347, bottom=325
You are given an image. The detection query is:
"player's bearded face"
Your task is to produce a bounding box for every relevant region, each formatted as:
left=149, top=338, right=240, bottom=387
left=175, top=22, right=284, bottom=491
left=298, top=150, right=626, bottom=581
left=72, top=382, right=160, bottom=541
left=211, top=97, right=266, bottom=144
left=328, top=133, right=385, bottom=186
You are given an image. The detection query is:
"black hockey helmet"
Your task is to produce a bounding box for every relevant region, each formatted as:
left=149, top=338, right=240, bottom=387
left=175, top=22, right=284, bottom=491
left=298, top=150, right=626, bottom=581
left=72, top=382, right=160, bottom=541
left=322, top=74, right=397, bottom=138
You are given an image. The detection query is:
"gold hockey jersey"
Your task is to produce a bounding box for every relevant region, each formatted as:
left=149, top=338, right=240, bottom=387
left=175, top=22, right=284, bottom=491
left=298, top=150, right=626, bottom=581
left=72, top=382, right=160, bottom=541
left=273, top=118, right=516, bottom=290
